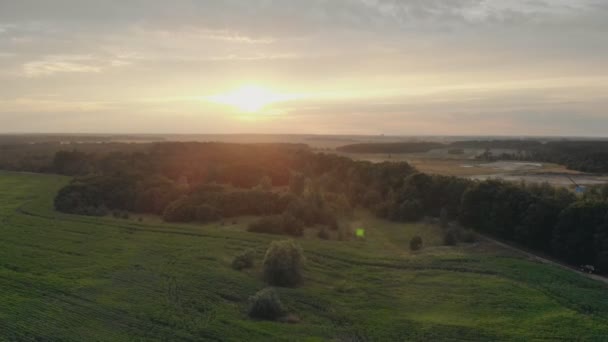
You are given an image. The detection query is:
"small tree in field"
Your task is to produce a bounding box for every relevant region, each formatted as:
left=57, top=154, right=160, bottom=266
left=263, top=240, right=305, bottom=287
left=410, top=236, right=423, bottom=251
left=232, top=249, right=255, bottom=270
left=248, top=288, right=285, bottom=320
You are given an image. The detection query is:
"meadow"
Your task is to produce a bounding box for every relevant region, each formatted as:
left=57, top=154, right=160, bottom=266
left=1, top=171, right=608, bottom=341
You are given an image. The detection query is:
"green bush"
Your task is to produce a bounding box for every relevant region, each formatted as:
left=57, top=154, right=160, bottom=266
left=263, top=240, right=305, bottom=287
left=410, top=236, right=423, bottom=251
left=232, top=249, right=255, bottom=270
left=248, top=288, right=285, bottom=320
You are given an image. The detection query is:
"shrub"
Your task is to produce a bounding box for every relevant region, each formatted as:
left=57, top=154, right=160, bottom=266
left=195, top=204, right=221, bottom=222
left=280, top=214, right=305, bottom=236
left=337, top=222, right=353, bottom=241
left=248, top=288, right=285, bottom=320
left=318, top=227, right=330, bottom=240
left=112, top=210, right=129, bottom=219
left=263, top=240, right=305, bottom=287
left=248, top=214, right=304, bottom=236
left=409, top=236, right=423, bottom=251
left=162, top=198, right=196, bottom=222
left=444, top=229, right=458, bottom=246
left=461, top=229, right=477, bottom=243
left=232, top=249, right=255, bottom=270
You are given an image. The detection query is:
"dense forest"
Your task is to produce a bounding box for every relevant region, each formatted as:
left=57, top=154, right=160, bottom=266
left=2, top=141, right=607, bottom=273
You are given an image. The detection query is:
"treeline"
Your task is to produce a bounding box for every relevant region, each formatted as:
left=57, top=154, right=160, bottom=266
left=338, top=139, right=608, bottom=173
left=52, top=143, right=416, bottom=237
left=450, top=140, right=543, bottom=151
left=503, top=141, right=608, bottom=173
left=372, top=173, right=608, bottom=273
left=461, top=181, right=607, bottom=270
left=336, top=142, right=444, bottom=154
left=14, top=141, right=608, bottom=272
left=455, top=140, right=608, bottom=173
left=0, top=142, right=150, bottom=174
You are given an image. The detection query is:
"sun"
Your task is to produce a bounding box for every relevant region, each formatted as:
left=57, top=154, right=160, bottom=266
left=206, top=85, right=299, bottom=113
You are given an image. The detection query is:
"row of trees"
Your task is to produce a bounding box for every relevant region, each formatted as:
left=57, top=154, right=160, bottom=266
left=338, top=139, right=608, bottom=173
left=377, top=173, right=608, bottom=272
left=456, top=140, right=608, bottom=173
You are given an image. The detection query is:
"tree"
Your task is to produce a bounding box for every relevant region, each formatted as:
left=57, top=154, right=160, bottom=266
left=410, top=236, right=423, bottom=251
left=552, top=201, right=608, bottom=265
left=263, top=240, right=305, bottom=287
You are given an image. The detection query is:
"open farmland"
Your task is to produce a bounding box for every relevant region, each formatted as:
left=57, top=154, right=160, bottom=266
left=336, top=150, right=608, bottom=188
left=1, top=171, right=608, bottom=341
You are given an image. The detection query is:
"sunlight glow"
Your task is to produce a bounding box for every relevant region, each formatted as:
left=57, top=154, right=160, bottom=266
left=206, top=85, right=301, bottom=113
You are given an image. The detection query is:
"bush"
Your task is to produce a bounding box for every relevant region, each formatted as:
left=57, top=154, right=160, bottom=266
left=248, top=214, right=304, bottom=236
left=263, top=240, right=305, bottom=287
left=337, top=222, right=353, bottom=241
left=317, top=227, right=330, bottom=240
left=162, top=198, right=196, bottom=222
left=410, top=236, right=423, bottom=251
left=195, top=204, right=221, bottom=222
left=461, top=229, right=477, bottom=243
left=444, top=229, right=458, bottom=246
left=232, top=249, right=255, bottom=270
left=248, top=288, right=285, bottom=320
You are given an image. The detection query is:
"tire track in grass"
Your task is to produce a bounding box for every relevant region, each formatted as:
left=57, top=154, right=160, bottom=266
left=306, top=250, right=499, bottom=276
left=16, top=205, right=263, bottom=245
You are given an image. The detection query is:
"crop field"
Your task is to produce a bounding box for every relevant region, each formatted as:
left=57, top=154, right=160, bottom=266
left=1, top=171, right=608, bottom=341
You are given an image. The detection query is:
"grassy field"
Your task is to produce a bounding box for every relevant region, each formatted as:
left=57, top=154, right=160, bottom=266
left=1, top=172, right=608, bottom=341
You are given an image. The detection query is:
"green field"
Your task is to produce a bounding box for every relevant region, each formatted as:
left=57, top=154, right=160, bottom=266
left=1, top=171, right=607, bottom=341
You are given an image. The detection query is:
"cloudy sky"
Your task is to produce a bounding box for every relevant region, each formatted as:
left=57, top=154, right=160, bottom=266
left=1, top=0, right=607, bottom=136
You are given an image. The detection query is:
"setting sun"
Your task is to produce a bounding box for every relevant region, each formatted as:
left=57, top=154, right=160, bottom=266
left=206, top=85, right=300, bottom=113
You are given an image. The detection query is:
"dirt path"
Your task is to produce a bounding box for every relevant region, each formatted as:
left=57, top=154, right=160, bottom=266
left=480, top=234, right=608, bottom=286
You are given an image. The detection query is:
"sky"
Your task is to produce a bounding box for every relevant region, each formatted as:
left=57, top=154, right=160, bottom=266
left=1, top=0, right=607, bottom=136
